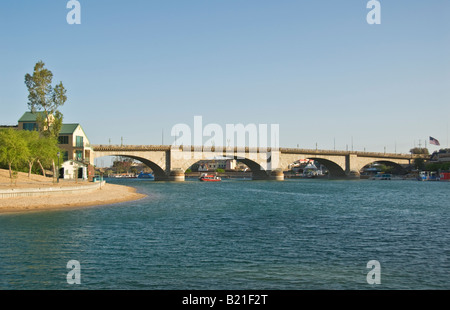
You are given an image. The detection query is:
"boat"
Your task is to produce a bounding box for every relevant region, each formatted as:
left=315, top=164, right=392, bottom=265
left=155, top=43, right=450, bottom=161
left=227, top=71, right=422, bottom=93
left=199, top=173, right=221, bottom=182
left=137, top=172, right=154, bottom=179
left=417, top=171, right=440, bottom=181
left=371, top=173, right=393, bottom=180
left=439, top=172, right=450, bottom=181
left=113, top=174, right=136, bottom=178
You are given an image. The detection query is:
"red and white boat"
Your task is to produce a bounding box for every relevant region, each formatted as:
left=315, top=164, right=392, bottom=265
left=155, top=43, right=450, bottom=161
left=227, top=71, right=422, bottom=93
left=199, top=173, right=221, bottom=182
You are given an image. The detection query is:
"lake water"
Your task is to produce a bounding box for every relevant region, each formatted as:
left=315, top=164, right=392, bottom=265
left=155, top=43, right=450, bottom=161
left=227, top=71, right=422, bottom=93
left=0, top=178, right=448, bottom=290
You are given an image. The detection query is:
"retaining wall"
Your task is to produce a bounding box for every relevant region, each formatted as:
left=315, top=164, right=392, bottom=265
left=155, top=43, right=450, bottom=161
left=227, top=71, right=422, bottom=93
left=0, top=181, right=106, bottom=199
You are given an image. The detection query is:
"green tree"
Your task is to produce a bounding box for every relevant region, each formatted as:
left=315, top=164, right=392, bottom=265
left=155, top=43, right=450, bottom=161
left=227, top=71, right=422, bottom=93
left=15, top=130, right=60, bottom=177
left=410, top=147, right=429, bottom=155
left=377, top=164, right=387, bottom=172
left=113, top=157, right=134, bottom=174
left=24, top=61, right=67, bottom=138
left=0, top=129, right=30, bottom=179
left=425, top=163, right=440, bottom=172
left=425, top=162, right=450, bottom=172
left=19, top=130, right=41, bottom=178
left=378, top=164, right=395, bottom=174
left=35, top=137, right=60, bottom=177
left=413, top=158, right=426, bottom=171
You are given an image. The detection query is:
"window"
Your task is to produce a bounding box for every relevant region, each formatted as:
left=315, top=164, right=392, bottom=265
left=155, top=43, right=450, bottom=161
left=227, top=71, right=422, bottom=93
left=63, top=151, right=69, bottom=161
left=23, top=123, right=37, bottom=131
left=75, top=150, right=83, bottom=161
left=58, top=136, right=69, bottom=144
left=76, top=136, right=84, bottom=147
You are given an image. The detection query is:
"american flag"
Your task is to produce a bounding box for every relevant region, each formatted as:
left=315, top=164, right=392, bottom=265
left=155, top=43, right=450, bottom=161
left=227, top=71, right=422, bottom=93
left=429, top=136, right=440, bottom=146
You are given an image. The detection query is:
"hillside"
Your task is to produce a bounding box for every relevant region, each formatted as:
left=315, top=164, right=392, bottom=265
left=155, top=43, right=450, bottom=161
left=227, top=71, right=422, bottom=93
left=0, top=168, right=85, bottom=189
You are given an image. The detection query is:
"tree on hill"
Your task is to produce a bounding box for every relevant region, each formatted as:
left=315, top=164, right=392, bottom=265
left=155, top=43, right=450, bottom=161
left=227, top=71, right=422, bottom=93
left=24, top=61, right=67, bottom=138
left=20, top=130, right=41, bottom=178
left=0, top=129, right=30, bottom=179
left=35, top=137, right=60, bottom=177
left=18, top=130, right=60, bottom=177
left=0, top=128, right=61, bottom=180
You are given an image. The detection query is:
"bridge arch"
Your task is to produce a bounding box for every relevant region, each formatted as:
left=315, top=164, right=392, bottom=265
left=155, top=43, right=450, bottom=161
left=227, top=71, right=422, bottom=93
left=305, top=157, right=347, bottom=178
left=360, top=160, right=408, bottom=175
left=180, top=156, right=271, bottom=180
left=281, top=154, right=347, bottom=178
left=94, top=154, right=167, bottom=180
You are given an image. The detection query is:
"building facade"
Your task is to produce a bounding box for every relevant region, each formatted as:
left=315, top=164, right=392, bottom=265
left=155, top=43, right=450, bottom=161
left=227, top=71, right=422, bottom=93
left=16, top=112, right=94, bottom=165
left=195, top=159, right=236, bottom=171
left=18, top=111, right=54, bottom=131
left=57, top=123, right=94, bottom=165
left=7, top=111, right=95, bottom=179
left=59, top=160, right=88, bottom=180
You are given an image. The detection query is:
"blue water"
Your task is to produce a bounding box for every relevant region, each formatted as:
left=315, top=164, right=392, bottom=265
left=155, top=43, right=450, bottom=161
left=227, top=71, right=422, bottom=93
left=0, top=178, right=448, bottom=290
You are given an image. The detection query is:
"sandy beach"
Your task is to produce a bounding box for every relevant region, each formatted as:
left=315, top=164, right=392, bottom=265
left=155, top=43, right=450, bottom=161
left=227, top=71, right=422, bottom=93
left=0, top=169, right=147, bottom=213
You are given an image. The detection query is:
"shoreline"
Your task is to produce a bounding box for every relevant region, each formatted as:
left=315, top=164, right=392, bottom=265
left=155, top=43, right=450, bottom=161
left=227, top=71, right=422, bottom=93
left=0, top=183, right=147, bottom=214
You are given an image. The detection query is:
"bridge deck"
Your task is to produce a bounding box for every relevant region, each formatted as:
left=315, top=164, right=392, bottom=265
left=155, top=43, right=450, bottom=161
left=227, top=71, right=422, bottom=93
left=92, top=145, right=425, bottom=160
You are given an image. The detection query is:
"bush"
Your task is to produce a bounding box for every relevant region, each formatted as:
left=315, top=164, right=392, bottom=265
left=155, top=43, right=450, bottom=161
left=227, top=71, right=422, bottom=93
left=410, top=147, right=429, bottom=155
left=425, top=162, right=450, bottom=172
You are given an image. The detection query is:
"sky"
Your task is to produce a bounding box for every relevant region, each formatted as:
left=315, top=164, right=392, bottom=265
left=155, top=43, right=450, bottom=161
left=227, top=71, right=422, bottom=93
left=1, top=0, right=449, bottom=155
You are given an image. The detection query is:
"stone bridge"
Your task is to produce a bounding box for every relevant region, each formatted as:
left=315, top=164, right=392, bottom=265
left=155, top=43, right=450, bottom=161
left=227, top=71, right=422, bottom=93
left=92, top=145, right=425, bottom=181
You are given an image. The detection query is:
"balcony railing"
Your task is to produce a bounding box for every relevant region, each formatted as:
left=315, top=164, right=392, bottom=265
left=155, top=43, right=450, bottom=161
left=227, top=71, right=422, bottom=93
left=73, top=143, right=91, bottom=148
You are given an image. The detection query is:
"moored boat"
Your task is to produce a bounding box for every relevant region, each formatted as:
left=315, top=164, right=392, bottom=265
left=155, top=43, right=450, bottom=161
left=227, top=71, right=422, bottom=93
left=439, top=172, right=450, bottom=181
left=371, top=173, right=393, bottom=180
left=199, top=173, right=221, bottom=182
left=418, top=171, right=440, bottom=181
left=138, top=172, right=154, bottom=179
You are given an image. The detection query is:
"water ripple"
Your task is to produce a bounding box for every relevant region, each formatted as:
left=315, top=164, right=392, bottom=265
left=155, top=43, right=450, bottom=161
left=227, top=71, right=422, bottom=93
left=0, top=179, right=448, bottom=289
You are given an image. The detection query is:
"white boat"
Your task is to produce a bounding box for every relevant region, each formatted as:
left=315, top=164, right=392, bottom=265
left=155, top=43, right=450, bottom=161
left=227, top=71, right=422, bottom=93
left=417, top=171, right=440, bottom=181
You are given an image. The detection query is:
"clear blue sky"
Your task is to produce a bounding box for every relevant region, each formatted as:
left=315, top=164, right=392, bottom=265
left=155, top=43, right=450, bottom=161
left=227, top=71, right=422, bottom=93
left=1, top=0, right=449, bottom=154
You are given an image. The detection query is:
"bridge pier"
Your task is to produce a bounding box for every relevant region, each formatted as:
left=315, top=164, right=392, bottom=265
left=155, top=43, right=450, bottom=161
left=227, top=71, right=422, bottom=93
left=168, top=169, right=185, bottom=182
left=270, top=169, right=284, bottom=181
left=346, top=170, right=361, bottom=179
left=250, top=169, right=284, bottom=181
left=152, top=169, right=185, bottom=181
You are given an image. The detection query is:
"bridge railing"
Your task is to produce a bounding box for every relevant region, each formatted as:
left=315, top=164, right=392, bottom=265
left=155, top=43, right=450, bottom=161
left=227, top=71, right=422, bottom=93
left=92, top=145, right=274, bottom=153
left=91, top=145, right=428, bottom=159
left=279, top=147, right=423, bottom=159
left=93, top=145, right=172, bottom=151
